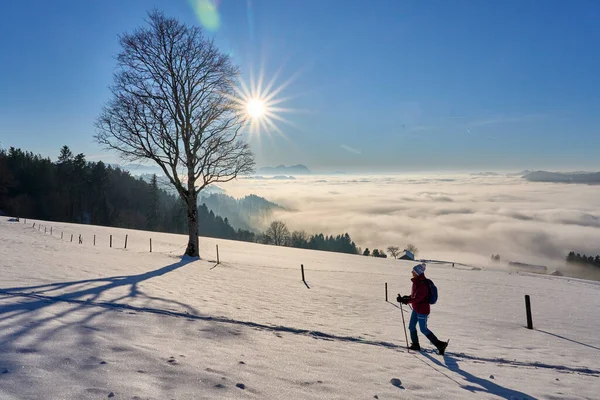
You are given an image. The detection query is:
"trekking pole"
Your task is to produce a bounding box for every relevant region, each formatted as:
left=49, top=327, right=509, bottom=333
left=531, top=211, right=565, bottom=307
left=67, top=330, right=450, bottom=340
left=399, top=302, right=410, bottom=352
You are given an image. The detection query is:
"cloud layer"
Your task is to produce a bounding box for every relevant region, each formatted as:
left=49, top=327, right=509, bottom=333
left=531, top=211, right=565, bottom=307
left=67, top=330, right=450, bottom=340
left=220, top=174, right=600, bottom=276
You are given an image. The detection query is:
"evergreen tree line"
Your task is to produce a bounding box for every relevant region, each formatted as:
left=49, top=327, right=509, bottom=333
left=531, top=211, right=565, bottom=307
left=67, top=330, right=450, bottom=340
left=0, top=146, right=363, bottom=256
left=0, top=146, right=254, bottom=241
left=361, top=248, right=388, bottom=258
left=256, top=221, right=360, bottom=255
left=566, top=251, right=600, bottom=267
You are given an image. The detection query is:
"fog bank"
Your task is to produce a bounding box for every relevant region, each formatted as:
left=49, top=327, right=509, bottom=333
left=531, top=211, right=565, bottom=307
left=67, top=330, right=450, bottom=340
left=220, top=174, right=600, bottom=279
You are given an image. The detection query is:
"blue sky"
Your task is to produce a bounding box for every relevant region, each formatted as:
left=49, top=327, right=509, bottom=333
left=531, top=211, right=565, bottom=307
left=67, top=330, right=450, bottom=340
left=0, top=0, right=599, bottom=172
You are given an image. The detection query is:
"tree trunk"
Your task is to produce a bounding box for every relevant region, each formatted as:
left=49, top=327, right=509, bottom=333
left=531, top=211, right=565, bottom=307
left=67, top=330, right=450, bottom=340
left=185, top=193, right=199, bottom=257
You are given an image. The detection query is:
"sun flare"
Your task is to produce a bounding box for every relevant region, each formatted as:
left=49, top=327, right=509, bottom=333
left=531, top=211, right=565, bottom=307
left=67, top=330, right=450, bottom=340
left=246, top=98, right=266, bottom=119
left=230, top=64, right=301, bottom=141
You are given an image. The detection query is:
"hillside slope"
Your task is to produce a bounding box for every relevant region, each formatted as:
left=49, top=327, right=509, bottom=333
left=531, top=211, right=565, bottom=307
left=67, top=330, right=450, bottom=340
left=1, top=217, right=599, bottom=399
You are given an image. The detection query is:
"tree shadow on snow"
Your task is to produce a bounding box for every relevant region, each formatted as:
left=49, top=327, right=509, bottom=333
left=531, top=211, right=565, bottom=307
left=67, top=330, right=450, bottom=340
left=0, top=256, right=264, bottom=398
left=0, top=257, right=198, bottom=357
left=421, top=352, right=537, bottom=399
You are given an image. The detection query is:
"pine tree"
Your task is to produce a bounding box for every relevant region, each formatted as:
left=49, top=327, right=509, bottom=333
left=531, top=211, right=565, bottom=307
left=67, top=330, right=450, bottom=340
left=146, top=174, right=160, bottom=231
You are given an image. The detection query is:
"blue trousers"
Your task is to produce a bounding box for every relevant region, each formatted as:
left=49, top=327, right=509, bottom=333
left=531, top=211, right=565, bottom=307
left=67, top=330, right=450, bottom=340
left=408, top=310, right=432, bottom=336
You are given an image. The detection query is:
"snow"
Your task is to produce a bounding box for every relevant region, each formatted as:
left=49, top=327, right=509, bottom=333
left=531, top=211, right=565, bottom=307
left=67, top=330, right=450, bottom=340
left=1, top=217, right=599, bottom=399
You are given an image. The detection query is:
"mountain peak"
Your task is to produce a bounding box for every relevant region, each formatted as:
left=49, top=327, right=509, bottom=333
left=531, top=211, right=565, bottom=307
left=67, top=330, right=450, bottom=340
left=256, top=164, right=311, bottom=175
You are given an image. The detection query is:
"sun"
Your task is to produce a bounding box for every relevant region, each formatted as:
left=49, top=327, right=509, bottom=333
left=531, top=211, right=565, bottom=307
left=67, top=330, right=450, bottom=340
left=246, top=98, right=265, bottom=119
left=230, top=64, right=300, bottom=141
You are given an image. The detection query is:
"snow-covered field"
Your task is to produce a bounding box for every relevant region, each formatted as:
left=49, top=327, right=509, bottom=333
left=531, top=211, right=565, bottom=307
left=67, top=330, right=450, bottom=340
left=1, top=217, right=599, bottom=399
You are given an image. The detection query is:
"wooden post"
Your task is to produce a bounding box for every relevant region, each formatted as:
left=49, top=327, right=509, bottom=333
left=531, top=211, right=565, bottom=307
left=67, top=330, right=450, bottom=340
left=45, top=227, right=47, bottom=233
left=149, top=238, right=152, bottom=253
left=79, top=234, right=82, bottom=244
left=50, top=227, right=52, bottom=235
left=33, top=223, right=35, bottom=228
left=70, top=234, right=73, bottom=242
left=124, top=234, right=128, bottom=249
left=110, top=235, right=112, bottom=248
left=93, top=235, right=96, bottom=246
left=61, top=232, right=63, bottom=239
left=216, top=245, right=220, bottom=264
left=385, top=282, right=388, bottom=301
left=525, top=295, right=533, bottom=329
left=301, top=264, right=306, bottom=282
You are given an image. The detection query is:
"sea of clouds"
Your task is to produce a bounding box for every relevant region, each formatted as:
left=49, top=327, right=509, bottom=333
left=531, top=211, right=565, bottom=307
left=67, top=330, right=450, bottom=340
left=221, top=174, right=600, bottom=278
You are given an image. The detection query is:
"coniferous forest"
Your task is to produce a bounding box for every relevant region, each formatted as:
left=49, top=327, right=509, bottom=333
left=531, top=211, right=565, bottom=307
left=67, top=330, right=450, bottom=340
left=0, top=146, right=255, bottom=241
left=0, top=146, right=361, bottom=255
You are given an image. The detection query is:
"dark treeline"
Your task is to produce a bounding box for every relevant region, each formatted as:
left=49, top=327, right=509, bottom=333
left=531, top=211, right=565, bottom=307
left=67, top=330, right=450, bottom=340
left=260, top=221, right=360, bottom=254
left=0, top=146, right=363, bottom=255
left=567, top=251, right=600, bottom=267
left=0, top=146, right=254, bottom=241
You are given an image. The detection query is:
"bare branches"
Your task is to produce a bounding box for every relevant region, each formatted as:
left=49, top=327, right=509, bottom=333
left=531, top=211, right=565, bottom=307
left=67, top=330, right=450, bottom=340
left=95, top=10, right=254, bottom=196
left=95, top=10, right=255, bottom=256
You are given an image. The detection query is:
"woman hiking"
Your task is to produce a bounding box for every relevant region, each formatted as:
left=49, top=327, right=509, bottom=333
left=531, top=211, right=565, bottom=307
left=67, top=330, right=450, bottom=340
left=398, top=263, right=448, bottom=355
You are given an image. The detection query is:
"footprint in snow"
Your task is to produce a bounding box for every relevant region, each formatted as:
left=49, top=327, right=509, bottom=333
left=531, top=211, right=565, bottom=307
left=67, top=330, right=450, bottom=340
left=167, top=357, right=178, bottom=365
left=236, top=383, right=246, bottom=390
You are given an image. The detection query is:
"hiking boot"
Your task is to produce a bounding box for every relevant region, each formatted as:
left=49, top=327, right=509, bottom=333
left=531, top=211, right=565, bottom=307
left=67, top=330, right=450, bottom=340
left=436, top=340, right=448, bottom=355
left=426, top=333, right=448, bottom=355
left=409, top=342, right=421, bottom=351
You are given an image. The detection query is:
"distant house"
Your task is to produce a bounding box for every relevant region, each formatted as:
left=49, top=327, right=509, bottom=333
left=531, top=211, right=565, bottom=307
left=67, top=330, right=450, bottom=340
left=399, top=250, right=415, bottom=261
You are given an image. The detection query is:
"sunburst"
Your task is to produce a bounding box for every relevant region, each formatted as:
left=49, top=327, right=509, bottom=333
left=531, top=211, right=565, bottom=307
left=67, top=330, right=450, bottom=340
left=231, top=65, right=299, bottom=141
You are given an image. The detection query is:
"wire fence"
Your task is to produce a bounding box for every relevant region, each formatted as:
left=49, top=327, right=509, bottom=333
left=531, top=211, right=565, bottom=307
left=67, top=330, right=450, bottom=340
left=22, top=219, right=194, bottom=256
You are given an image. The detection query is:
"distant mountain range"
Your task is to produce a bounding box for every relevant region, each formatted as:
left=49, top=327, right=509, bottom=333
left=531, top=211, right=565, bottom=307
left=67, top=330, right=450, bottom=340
left=470, top=172, right=501, bottom=176
left=522, top=171, right=600, bottom=184
left=470, top=170, right=600, bottom=185
left=256, top=164, right=311, bottom=175
left=138, top=174, right=226, bottom=195
left=243, top=175, right=296, bottom=180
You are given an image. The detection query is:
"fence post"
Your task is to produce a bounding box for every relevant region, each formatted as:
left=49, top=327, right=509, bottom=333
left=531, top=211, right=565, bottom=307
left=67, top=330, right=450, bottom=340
left=301, top=264, right=306, bottom=282
left=385, top=282, right=388, bottom=302
left=61, top=232, right=63, bottom=239
left=33, top=223, right=35, bottom=228
left=70, top=234, right=73, bottom=242
left=216, top=245, right=220, bottom=264
left=525, top=295, right=533, bottom=329
left=110, top=235, right=112, bottom=248
left=94, top=235, right=96, bottom=246
left=150, top=238, right=152, bottom=253
left=45, top=227, right=47, bottom=233
left=50, top=227, right=52, bottom=235
left=79, top=234, right=82, bottom=244
left=124, top=234, right=128, bottom=249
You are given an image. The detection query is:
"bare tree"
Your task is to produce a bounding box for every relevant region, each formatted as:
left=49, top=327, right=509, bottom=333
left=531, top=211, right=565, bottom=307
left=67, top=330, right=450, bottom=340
left=265, top=221, right=290, bottom=246
left=95, top=11, right=255, bottom=257
left=387, top=246, right=400, bottom=259
left=406, top=244, right=419, bottom=257
left=290, top=230, right=309, bottom=248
